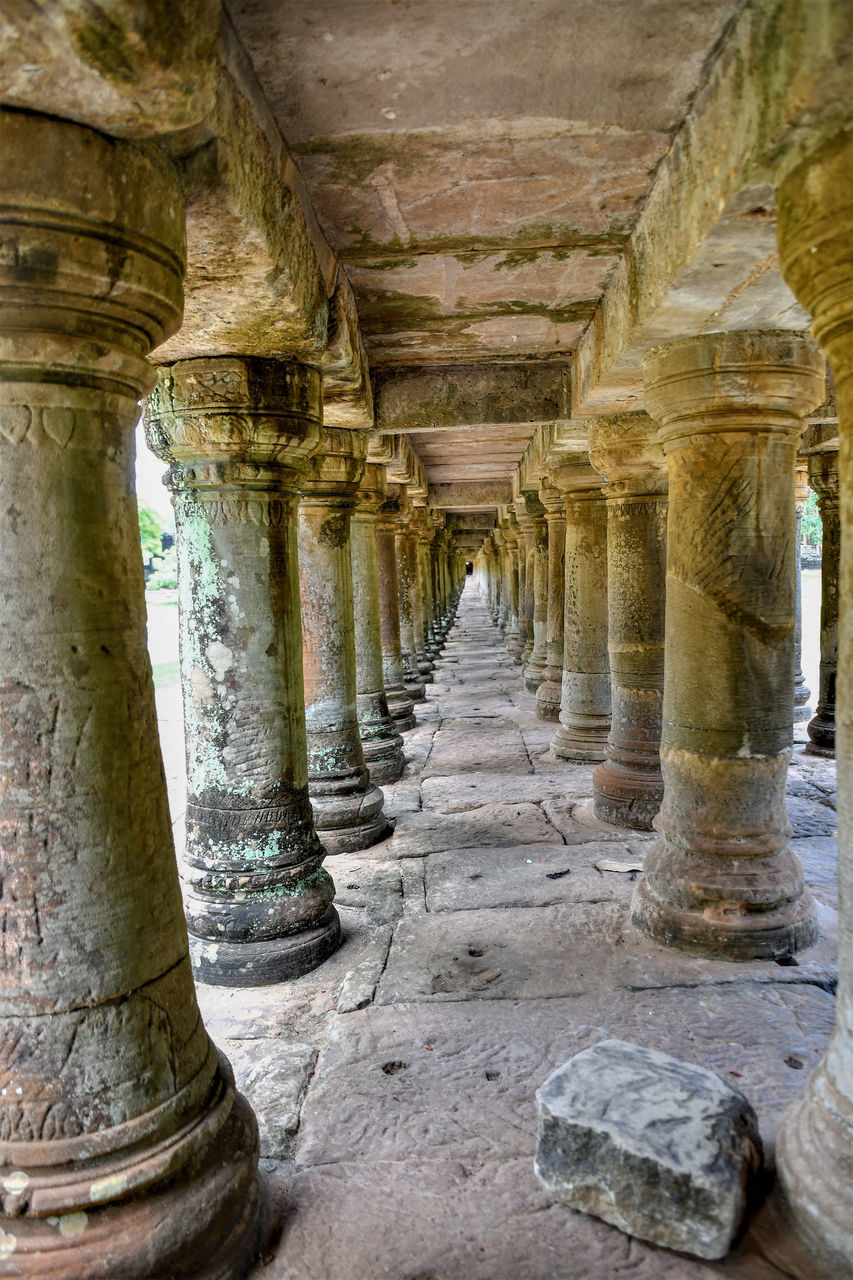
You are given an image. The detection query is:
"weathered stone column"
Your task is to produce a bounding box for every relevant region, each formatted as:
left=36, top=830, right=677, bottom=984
left=148, top=357, right=341, bottom=986
left=535, top=481, right=567, bottom=720
left=515, top=502, right=536, bottom=665
left=550, top=459, right=611, bottom=762
left=420, top=520, right=443, bottom=655
left=351, top=465, right=406, bottom=783
left=631, top=329, right=823, bottom=962
left=492, top=525, right=509, bottom=633
left=767, top=134, right=853, bottom=1276
left=588, top=414, right=667, bottom=829
left=523, top=493, right=550, bottom=692
left=803, top=427, right=839, bottom=757
left=0, top=108, right=259, bottom=1276
left=502, top=513, right=524, bottom=658
left=408, top=506, right=434, bottom=678
left=396, top=508, right=428, bottom=699
left=298, top=428, right=389, bottom=854
left=793, top=460, right=812, bottom=721
left=377, top=488, right=417, bottom=730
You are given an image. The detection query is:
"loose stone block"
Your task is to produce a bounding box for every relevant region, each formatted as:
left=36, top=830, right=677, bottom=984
left=534, top=1039, right=763, bottom=1259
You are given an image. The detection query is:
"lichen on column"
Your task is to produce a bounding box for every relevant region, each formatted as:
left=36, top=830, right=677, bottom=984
left=146, top=356, right=341, bottom=986
left=298, top=427, right=389, bottom=854
left=0, top=107, right=259, bottom=1278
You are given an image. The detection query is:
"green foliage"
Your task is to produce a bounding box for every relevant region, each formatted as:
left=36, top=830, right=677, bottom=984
left=138, top=500, right=167, bottom=560
left=802, top=488, right=823, bottom=548
left=147, top=545, right=178, bottom=590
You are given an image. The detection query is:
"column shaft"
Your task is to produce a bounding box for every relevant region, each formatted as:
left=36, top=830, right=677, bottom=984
left=535, top=484, right=566, bottom=721
left=523, top=495, right=550, bottom=692
left=805, top=443, right=839, bottom=756
left=148, top=357, right=340, bottom=985
left=589, top=414, right=667, bottom=829
left=351, top=466, right=405, bottom=784
left=377, top=490, right=417, bottom=730
left=0, top=107, right=258, bottom=1277
left=631, top=329, right=823, bottom=961
left=550, top=461, right=611, bottom=761
left=298, top=429, right=388, bottom=853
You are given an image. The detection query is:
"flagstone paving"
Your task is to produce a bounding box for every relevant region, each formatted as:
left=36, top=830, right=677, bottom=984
left=163, top=581, right=838, bottom=1279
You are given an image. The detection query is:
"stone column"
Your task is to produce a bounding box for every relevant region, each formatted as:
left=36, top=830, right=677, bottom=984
left=523, top=493, right=550, bottom=692
left=0, top=108, right=259, bottom=1276
left=376, top=488, right=417, bottom=730
left=351, top=465, right=406, bottom=783
left=793, top=460, right=813, bottom=721
left=515, top=501, right=536, bottom=665
left=803, top=436, right=839, bottom=756
left=588, top=414, right=667, bottom=829
left=631, top=329, right=823, bottom=962
left=550, top=459, right=611, bottom=762
left=492, top=525, right=509, bottom=632
left=298, top=428, right=389, bottom=854
left=768, top=136, right=853, bottom=1276
left=420, top=521, right=443, bottom=655
left=396, top=507, right=427, bottom=699
left=502, top=513, right=524, bottom=658
left=148, top=357, right=341, bottom=986
left=408, top=506, right=434, bottom=678
left=536, top=481, right=567, bottom=720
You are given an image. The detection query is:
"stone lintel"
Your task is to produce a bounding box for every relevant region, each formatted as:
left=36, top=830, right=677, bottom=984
left=374, top=362, right=571, bottom=433
left=571, top=0, right=853, bottom=418
left=428, top=481, right=513, bottom=510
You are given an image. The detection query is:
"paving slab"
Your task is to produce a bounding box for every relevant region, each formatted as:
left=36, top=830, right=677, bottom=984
left=425, top=842, right=641, bottom=911
left=376, top=902, right=837, bottom=1004
left=389, top=802, right=564, bottom=857
left=422, top=730, right=532, bottom=777
left=297, top=985, right=833, bottom=1170
left=544, top=796, right=658, bottom=844
left=420, top=771, right=587, bottom=813
left=224, top=1040, right=317, bottom=1158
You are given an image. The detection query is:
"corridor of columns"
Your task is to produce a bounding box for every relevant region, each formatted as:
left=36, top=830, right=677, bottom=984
left=153, top=580, right=837, bottom=1280
left=3, top=3, right=853, bottom=1277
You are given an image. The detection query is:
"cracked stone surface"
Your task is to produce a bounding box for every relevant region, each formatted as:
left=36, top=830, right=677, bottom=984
left=156, top=582, right=838, bottom=1278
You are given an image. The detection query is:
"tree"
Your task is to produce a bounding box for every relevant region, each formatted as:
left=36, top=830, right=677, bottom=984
left=137, top=500, right=166, bottom=560
left=801, top=488, right=823, bottom=549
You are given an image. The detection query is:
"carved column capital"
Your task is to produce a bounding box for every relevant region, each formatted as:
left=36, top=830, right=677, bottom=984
left=300, top=427, right=367, bottom=502
left=587, top=411, right=667, bottom=497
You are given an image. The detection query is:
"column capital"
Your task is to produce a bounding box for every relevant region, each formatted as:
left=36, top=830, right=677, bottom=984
left=523, top=490, right=547, bottom=522
left=300, top=426, right=367, bottom=500
left=642, top=330, right=825, bottom=445
left=587, top=411, right=667, bottom=497
left=146, top=356, right=322, bottom=489
left=549, top=455, right=604, bottom=503
left=354, top=461, right=388, bottom=513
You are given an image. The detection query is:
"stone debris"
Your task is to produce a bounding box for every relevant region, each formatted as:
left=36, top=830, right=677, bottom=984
left=535, top=1038, right=763, bottom=1260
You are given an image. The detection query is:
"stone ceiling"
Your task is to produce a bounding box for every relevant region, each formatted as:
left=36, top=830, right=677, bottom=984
left=226, top=0, right=743, bottom=487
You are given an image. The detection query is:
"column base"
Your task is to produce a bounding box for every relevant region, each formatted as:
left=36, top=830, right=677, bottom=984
left=523, top=659, right=547, bottom=693
left=535, top=678, right=562, bottom=721
left=805, top=711, right=835, bottom=757
left=592, top=756, right=663, bottom=830
left=630, top=844, right=819, bottom=960
left=310, top=780, right=390, bottom=854
left=1, top=1079, right=261, bottom=1279
left=386, top=688, right=416, bottom=732
left=417, top=657, right=435, bottom=677
left=550, top=720, right=609, bottom=762
left=190, top=906, right=341, bottom=986
left=754, top=1062, right=853, bottom=1279
left=404, top=679, right=427, bottom=701
left=362, top=731, right=405, bottom=784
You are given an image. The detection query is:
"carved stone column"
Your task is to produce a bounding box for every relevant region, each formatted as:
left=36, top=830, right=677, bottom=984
left=631, top=329, right=823, bottom=962
left=502, top=512, right=524, bottom=658
left=298, top=428, right=389, bottom=854
left=523, top=493, right=550, bottom=692
left=588, top=413, right=667, bottom=829
left=492, top=525, right=509, bottom=633
left=409, top=505, right=434, bottom=677
left=351, top=465, right=405, bottom=783
left=803, top=429, right=839, bottom=757
left=535, top=482, right=567, bottom=720
left=377, top=488, right=417, bottom=730
left=148, top=357, right=341, bottom=986
left=767, top=134, right=853, bottom=1276
left=549, top=459, right=611, bottom=762
left=793, top=460, right=812, bottom=721
left=419, top=519, right=443, bottom=656
left=0, top=108, right=259, bottom=1277
left=515, top=502, right=536, bottom=665
left=396, top=506, right=427, bottom=699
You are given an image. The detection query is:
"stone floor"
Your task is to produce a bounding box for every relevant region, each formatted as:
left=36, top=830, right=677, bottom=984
left=159, top=582, right=839, bottom=1280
